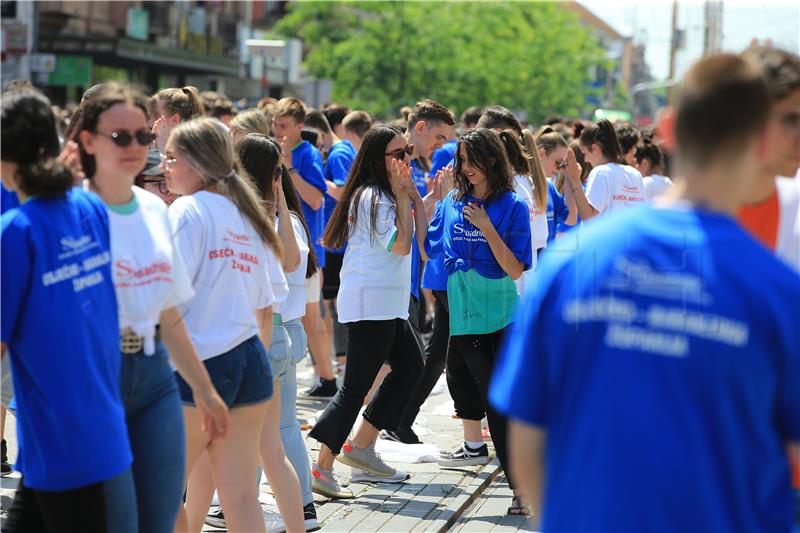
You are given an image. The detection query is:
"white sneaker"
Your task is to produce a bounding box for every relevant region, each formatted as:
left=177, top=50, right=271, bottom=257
left=263, top=505, right=286, bottom=533
left=350, top=467, right=409, bottom=483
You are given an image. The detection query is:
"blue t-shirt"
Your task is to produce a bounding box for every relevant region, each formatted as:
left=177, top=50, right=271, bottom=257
left=1, top=188, right=132, bottom=491
left=323, top=140, right=356, bottom=254
left=410, top=237, right=421, bottom=299
left=410, top=159, right=428, bottom=198
left=421, top=201, right=448, bottom=291
left=490, top=205, right=800, bottom=532
left=425, top=190, right=532, bottom=279
left=430, top=140, right=457, bottom=176
left=292, top=140, right=328, bottom=267
left=545, top=179, right=572, bottom=243
left=1, top=184, right=20, bottom=214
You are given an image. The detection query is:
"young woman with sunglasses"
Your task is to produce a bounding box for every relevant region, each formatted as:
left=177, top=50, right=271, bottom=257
left=163, top=117, right=283, bottom=533
left=423, top=128, right=532, bottom=515
left=1, top=88, right=137, bottom=533
left=566, top=119, right=647, bottom=220
left=535, top=127, right=578, bottom=243
left=77, top=82, right=230, bottom=532
left=307, top=124, right=427, bottom=499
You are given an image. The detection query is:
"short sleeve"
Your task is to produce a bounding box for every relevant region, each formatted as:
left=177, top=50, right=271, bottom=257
left=424, top=196, right=448, bottom=259
left=1, top=213, right=32, bottom=343
left=586, top=166, right=611, bottom=213
left=326, top=150, right=353, bottom=187
left=162, top=207, right=195, bottom=309
left=506, top=198, right=533, bottom=271
left=374, top=195, right=398, bottom=252
left=168, top=198, right=205, bottom=280
left=289, top=213, right=310, bottom=255
left=265, top=248, right=289, bottom=306
left=297, top=147, right=328, bottom=194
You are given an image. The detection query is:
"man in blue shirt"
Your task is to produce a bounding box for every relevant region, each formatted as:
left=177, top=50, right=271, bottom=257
left=490, top=54, right=800, bottom=530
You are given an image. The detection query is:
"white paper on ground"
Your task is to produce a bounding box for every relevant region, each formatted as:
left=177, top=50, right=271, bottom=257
left=374, top=439, right=440, bottom=463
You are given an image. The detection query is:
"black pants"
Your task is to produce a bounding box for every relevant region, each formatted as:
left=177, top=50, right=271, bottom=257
left=451, top=328, right=514, bottom=489
left=309, top=317, right=425, bottom=454
left=4, top=469, right=136, bottom=533
left=399, top=290, right=451, bottom=430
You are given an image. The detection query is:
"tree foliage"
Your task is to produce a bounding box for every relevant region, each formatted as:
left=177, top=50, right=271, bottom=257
left=276, top=1, right=608, bottom=121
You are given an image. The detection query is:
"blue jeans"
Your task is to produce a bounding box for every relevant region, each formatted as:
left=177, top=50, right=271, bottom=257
left=282, top=319, right=313, bottom=506
left=120, top=343, right=185, bottom=533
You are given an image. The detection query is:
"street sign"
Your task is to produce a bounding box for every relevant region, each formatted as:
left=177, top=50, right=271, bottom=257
left=30, top=53, right=56, bottom=73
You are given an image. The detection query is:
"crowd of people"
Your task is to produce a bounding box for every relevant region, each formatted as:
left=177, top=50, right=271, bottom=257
left=0, top=44, right=798, bottom=533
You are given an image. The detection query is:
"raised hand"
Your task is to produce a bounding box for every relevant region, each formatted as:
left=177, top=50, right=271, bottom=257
left=565, top=148, right=582, bottom=188
left=280, top=137, right=294, bottom=168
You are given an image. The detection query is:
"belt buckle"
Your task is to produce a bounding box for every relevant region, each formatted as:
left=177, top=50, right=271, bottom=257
left=120, top=333, right=143, bottom=355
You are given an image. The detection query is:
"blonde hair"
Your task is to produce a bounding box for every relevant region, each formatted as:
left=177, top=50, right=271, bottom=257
left=154, top=86, right=204, bottom=121
left=521, top=129, right=548, bottom=210
left=230, top=109, right=270, bottom=137
left=170, top=117, right=282, bottom=258
left=273, top=96, right=306, bottom=122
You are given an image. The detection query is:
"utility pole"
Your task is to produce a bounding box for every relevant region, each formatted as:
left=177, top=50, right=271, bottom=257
left=703, top=0, right=724, bottom=56
left=667, top=0, right=679, bottom=106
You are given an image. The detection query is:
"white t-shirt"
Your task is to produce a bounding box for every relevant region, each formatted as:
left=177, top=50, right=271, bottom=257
left=337, top=186, right=411, bottom=323
left=643, top=174, right=674, bottom=202
left=775, top=176, right=800, bottom=272
left=169, top=191, right=277, bottom=360
left=276, top=212, right=308, bottom=321
left=586, top=163, right=646, bottom=213
left=514, top=175, right=548, bottom=250
left=107, top=187, right=194, bottom=355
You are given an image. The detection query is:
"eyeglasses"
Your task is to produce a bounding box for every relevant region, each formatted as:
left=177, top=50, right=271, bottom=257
left=159, top=154, right=178, bottom=168
left=385, top=144, right=414, bottom=160
left=142, top=178, right=170, bottom=195
left=94, top=129, right=154, bottom=148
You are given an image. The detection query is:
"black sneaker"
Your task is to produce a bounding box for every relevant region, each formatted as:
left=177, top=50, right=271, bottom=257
left=380, top=427, right=422, bottom=445
left=303, top=502, right=321, bottom=532
left=303, top=378, right=338, bottom=399
left=437, top=442, right=490, bottom=467
left=1, top=439, right=11, bottom=477
left=204, top=506, right=225, bottom=529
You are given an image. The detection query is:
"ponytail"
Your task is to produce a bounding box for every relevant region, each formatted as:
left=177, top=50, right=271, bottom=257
left=579, top=119, right=626, bottom=165
left=155, top=86, right=204, bottom=121
left=522, top=129, right=548, bottom=210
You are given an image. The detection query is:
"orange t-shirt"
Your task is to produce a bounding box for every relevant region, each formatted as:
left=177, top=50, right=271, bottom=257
left=737, top=190, right=779, bottom=250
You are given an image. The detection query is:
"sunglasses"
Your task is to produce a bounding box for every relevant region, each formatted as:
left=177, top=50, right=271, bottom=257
left=95, top=129, right=154, bottom=148
left=142, top=178, right=170, bottom=195
left=385, top=144, right=414, bottom=160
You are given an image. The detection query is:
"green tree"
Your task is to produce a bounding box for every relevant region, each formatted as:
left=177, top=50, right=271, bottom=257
left=277, top=1, right=607, bottom=122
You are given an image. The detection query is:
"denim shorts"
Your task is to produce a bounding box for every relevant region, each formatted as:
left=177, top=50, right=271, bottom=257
left=176, top=335, right=273, bottom=408
left=268, top=323, right=292, bottom=381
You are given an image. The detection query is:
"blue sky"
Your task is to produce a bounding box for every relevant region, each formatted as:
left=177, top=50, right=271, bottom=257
left=579, top=0, right=800, bottom=80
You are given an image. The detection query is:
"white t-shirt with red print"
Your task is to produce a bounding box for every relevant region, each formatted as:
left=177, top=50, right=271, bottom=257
left=169, top=191, right=277, bottom=360
left=106, top=186, right=194, bottom=355
left=586, top=163, right=647, bottom=213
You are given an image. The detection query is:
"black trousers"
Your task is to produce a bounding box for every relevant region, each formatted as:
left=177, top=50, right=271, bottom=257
left=450, top=328, right=514, bottom=489
left=308, top=317, right=424, bottom=454
left=398, top=290, right=451, bottom=430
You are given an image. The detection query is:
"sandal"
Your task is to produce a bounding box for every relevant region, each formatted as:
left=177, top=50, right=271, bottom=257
left=507, top=495, right=531, bottom=516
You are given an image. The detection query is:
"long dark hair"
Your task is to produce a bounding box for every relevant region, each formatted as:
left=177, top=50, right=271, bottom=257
left=453, top=128, right=514, bottom=201
left=322, top=124, right=401, bottom=250
left=1, top=89, right=73, bottom=197
left=236, top=133, right=318, bottom=278
left=497, top=129, right=547, bottom=209
left=579, top=119, right=626, bottom=165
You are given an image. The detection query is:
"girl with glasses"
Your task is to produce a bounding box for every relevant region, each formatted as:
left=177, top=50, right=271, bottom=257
left=535, top=127, right=579, bottom=243
left=163, top=117, right=283, bottom=533
left=76, top=82, right=230, bottom=532
left=307, top=124, right=427, bottom=499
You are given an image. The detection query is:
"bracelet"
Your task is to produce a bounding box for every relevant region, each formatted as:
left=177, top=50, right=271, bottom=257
left=287, top=167, right=297, bottom=174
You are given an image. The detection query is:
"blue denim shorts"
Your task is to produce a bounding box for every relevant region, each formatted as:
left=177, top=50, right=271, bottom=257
left=176, top=335, right=273, bottom=408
